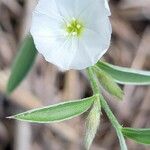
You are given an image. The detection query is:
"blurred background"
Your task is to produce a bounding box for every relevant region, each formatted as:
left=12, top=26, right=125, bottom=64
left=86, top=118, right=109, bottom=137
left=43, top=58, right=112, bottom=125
left=0, top=0, right=150, bottom=150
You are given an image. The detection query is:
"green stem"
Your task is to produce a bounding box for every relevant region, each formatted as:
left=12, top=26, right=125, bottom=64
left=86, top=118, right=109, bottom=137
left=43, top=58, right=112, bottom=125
left=86, top=67, right=99, bottom=94
left=86, top=67, right=127, bottom=150
left=100, top=95, right=127, bottom=150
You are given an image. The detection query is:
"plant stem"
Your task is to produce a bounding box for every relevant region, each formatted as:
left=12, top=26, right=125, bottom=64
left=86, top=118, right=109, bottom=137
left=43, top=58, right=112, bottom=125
left=85, top=68, right=101, bottom=149
left=100, top=95, right=127, bottom=150
left=86, top=67, right=99, bottom=94
left=86, top=67, right=127, bottom=150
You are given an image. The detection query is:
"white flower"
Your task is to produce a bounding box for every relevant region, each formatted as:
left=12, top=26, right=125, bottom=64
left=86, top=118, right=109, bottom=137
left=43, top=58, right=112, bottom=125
left=30, top=0, right=112, bottom=70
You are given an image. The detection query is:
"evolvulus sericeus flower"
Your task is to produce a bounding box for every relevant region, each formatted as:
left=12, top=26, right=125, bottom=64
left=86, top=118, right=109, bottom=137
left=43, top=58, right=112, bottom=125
left=30, top=0, right=112, bottom=70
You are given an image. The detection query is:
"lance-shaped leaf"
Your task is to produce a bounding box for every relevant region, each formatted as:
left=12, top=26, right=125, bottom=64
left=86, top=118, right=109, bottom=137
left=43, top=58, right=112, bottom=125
left=7, top=34, right=37, bottom=93
left=8, top=95, right=98, bottom=123
left=122, top=127, right=150, bottom=145
left=97, top=61, right=150, bottom=85
left=93, top=66, right=123, bottom=100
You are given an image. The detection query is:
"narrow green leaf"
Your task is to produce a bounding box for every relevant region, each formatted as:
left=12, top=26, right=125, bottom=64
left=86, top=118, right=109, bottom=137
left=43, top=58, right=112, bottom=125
left=93, top=66, right=124, bottom=100
left=7, top=34, right=37, bottom=93
left=8, top=95, right=98, bottom=123
left=97, top=61, right=150, bottom=85
left=84, top=96, right=101, bottom=150
left=122, top=128, right=150, bottom=145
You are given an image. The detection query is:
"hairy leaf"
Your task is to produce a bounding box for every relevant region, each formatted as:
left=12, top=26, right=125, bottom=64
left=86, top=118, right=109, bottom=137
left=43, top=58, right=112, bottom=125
left=122, top=127, right=150, bottom=145
left=97, top=61, right=150, bottom=85
left=94, top=66, right=124, bottom=100
left=8, top=95, right=98, bottom=123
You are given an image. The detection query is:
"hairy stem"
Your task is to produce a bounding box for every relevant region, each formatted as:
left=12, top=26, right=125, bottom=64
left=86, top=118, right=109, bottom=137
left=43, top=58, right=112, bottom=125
left=100, top=94, right=127, bottom=150
left=86, top=67, right=127, bottom=150
left=86, top=67, right=99, bottom=94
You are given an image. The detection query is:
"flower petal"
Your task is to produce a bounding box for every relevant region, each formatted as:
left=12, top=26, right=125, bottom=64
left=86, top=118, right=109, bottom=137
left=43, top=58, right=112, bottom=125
left=69, top=18, right=112, bottom=70
left=54, top=0, right=76, bottom=20
left=104, top=0, right=111, bottom=16
left=31, top=13, right=64, bottom=38
left=31, top=0, right=112, bottom=70
left=75, top=0, right=110, bottom=18
left=34, top=0, right=60, bottom=18
left=44, top=37, right=78, bottom=70
left=78, top=0, right=110, bottom=27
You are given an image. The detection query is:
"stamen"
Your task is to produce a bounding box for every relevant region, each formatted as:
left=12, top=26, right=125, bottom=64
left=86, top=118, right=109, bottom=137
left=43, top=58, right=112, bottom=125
left=77, top=24, right=81, bottom=29
left=67, top=23, right=71, bottom=27
left=72, top=32, right=77, bottom=36
left=65, top=18, right=84, bottom=37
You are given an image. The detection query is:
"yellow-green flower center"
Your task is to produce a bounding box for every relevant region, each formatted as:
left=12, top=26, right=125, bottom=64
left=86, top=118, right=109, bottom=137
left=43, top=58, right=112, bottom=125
left=66, top=18, right=84, bottom=37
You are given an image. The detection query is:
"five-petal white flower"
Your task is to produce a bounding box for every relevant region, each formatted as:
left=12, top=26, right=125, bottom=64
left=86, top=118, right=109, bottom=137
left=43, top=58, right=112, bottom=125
left=30, top=0, right=112, bottom=70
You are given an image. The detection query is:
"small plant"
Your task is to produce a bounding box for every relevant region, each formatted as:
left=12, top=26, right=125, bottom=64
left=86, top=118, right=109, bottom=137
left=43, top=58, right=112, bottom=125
left=7, top=0, right=150, bottom=149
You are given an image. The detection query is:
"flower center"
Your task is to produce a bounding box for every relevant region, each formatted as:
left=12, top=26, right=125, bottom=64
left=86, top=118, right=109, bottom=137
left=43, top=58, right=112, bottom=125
left=65, top=18, right=84, bottom=37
